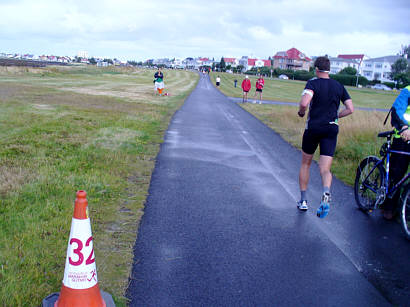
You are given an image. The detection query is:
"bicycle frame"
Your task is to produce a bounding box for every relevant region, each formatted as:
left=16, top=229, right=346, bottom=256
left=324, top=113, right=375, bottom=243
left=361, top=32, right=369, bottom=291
left=386, top=148, right=410, bottom=198
left=361, top=140, right=409, bottom=206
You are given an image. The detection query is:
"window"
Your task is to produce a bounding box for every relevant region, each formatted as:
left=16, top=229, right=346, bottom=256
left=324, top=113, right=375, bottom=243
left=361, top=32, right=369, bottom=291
left=365, top=63, right=372, bottom=68
left=363, top=71, right=372, bottom=77
left=375, top=63, right=382, bottom=68
left=374, top=72, right=381, bottom=80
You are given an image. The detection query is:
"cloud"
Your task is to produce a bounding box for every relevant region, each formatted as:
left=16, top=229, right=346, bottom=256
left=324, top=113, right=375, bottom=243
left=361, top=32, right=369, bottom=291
left=248, top=26, right=274, bottom=41
left=0, top=0, right=409, bottom=59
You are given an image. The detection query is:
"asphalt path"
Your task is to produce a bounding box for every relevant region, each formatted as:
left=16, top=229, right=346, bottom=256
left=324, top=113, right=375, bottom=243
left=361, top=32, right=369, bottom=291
left=126, top=74, right=409, bottom=306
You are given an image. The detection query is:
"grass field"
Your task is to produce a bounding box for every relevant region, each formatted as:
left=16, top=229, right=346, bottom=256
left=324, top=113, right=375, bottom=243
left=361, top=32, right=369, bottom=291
left=0, top=65, right=198, bottom=306
left=210, top=72, right=397, bottom=109
left=210, top=72, right=396, bottom=186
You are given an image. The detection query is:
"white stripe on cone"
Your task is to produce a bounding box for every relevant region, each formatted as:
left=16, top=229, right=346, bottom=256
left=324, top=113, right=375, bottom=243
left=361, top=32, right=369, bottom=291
left=62, top=218, right=98, bottom=289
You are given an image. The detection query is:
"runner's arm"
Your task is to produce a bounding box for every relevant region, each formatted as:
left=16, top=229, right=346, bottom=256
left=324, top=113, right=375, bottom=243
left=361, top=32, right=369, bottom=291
left=338, top=99, right=354, bottom=118
left=298, top=90, right=313, bottom=117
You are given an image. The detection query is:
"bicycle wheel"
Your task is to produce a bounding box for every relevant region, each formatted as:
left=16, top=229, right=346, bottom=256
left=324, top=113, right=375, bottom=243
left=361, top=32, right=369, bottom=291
left=354, top=156, right=385, bottom=212
left=400, top=185, right=410, bottom=240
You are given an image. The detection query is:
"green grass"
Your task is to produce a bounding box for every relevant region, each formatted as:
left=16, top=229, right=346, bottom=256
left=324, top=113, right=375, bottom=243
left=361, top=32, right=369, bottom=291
left=210, top=72, right=397, bottom=109
left=0, top=66, right=198, bottom=306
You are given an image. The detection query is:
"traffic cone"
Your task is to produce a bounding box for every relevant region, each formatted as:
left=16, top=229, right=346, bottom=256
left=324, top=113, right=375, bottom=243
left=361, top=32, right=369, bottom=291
left=54, top=190, right=106, bottom=307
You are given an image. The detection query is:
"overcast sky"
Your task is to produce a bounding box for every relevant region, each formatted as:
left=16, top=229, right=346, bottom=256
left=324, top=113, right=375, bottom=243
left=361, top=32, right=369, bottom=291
left=0, top=0, right=409, bottom=61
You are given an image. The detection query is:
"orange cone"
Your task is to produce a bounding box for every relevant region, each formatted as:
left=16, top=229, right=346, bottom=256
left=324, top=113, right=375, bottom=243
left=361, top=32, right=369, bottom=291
left=54, top=190, right=106, bottom=307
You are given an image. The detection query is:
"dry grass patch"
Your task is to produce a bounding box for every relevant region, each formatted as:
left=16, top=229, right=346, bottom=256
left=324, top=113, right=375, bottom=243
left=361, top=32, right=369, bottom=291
left=92, top=128, right=146, bottom=150
left=0, top=165, right=34, bottom=195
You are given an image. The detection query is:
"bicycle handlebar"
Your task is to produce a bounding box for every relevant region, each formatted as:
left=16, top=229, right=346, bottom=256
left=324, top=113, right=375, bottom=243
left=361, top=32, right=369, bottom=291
left=377, top=130, right=395, bottom=138
left=378, top=128, right=409, bottom=138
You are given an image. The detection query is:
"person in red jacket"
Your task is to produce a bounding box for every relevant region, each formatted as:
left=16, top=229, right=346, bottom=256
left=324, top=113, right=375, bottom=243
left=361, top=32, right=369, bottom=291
left=253, top=75, right=265, bottom=104
left=241, top=75, right=251, bottom=103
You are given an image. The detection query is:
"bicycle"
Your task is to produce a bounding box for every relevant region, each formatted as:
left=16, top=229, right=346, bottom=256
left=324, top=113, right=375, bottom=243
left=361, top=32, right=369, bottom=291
left=354, top=130, right=410, bottom=240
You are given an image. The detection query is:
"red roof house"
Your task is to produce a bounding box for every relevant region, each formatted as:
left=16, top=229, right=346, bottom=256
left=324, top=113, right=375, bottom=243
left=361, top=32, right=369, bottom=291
left=337, top=54, right=366, bottom=63
left=273, top=48, right=311, bottom=71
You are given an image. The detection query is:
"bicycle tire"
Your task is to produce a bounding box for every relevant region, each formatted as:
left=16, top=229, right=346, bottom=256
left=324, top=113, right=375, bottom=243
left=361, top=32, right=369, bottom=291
left=354, top=156, right=385, bottom=212
left=400, top=184, right=410, bottom=240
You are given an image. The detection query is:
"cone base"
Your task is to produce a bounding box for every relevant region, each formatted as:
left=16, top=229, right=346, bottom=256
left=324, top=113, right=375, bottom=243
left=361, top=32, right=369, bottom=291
left=55, top=284, right=106, bottom=307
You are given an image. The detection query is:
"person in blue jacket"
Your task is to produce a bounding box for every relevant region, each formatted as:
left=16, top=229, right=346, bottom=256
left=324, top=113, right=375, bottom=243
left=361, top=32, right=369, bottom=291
left=383, top=85, right=410, bottom=219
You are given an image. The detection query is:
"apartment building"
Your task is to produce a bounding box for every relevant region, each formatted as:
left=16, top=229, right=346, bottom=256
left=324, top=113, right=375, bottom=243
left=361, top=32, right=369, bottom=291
left=329, top=57, right=361, bottom=74
left=361, top=55, right=405, bottom=82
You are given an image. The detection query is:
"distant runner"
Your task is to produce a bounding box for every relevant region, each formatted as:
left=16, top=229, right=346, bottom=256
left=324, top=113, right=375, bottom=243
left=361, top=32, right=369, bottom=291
left=154, top=68, right=165, bottom=96
left=296, top=56, right=354, bottom=218
left=216, top=75, right=221, bottom=87
left=241, top=75, right=251, bottom=103
left=253, top=75, right=264, bottom=104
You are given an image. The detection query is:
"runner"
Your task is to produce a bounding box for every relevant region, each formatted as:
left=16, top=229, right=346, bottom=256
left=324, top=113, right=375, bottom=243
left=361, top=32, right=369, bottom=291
left=241, top=75, right=251, bottom=103
left=296, top=56, right=354, bottom=218
left=216, top=75, right=221, bottom=87
left=253, top=75, right=264, bottom=104
left=154, top=68, right=165, bottom=96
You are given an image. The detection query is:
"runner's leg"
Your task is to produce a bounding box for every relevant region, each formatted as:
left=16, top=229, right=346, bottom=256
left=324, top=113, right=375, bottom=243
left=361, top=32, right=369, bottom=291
left=299, top=151, right=313, bottom=192
left=319, top=155, right=333, bottom=191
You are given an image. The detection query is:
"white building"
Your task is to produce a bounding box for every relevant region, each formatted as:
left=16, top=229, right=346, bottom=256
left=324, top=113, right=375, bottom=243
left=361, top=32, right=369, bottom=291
left=362, top=55, right=405, bottom=82
left=77, top=51, right=88, bottom=58
left=171, top=58, right=185, bottom=69
left=329, top=57, right=361, bottom=74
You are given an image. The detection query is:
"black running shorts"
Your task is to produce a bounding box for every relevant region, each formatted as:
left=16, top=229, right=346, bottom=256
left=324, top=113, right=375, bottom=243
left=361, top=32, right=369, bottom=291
left=302, top=125, right=339, bottom=157
left=256, top=88, right=263, bottom=92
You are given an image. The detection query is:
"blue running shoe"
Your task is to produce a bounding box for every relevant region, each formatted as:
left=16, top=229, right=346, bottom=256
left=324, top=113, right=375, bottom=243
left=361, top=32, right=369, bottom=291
left=297, top=200, right=308, bottom=211
left=317, top=193, right=331, bottom=218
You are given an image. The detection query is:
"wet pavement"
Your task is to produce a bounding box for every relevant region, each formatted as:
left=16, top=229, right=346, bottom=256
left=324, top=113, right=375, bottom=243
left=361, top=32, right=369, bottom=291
left=126, top=74, right=409, bottom=306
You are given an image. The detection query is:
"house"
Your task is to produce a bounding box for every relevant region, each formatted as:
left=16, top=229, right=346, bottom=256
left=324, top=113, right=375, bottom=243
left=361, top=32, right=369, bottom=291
left=263, top=60, right=272, bottom=67
left=337, top=54, right=367, bottom=63
left=329, top=57, right=361, bottom=74
left=171, top=58, right=185, bottom=69
left=223, top=57, right=238, bottom=67
left=198, top=57, right=214, bottom=67
left=153, top=58, right=172, bottom=67
left=184, top=57, right=196, bottom=69
left=96, top=60, right=109, bottom=67
left=336, top=54, right=369, bottom=75
left=273, top=48, right=311, bottom=71
left=361, top=55, right=408, bottom=82
left=234, top=56, right=271, bottom=72
left=238, top=56, right=249, bottom=71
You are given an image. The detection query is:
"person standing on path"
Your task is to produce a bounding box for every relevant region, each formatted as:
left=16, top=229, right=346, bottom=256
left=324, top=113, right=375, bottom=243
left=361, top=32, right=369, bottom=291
left=253, top=75, right=265, bottom=104
left=296, top=56, right=354, bottom=218
left=241, top=75, right=251, bottom=103
left=216, top=75, right=221, bottom=87
left=154, top=68, right=165, bottom=96
left=234, top=79, right=238, bottom=88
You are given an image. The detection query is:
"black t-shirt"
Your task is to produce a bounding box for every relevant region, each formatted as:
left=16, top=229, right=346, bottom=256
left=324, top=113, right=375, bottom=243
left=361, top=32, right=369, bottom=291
left=304, top=78, right=351, bottom=129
